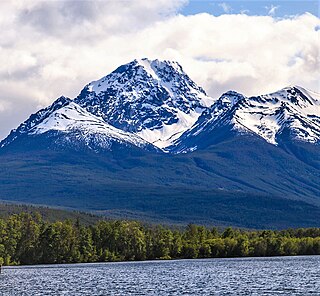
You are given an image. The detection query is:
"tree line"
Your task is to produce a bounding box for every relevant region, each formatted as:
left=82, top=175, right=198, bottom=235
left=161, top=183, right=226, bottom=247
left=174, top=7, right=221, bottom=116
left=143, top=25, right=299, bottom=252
left=0, top=213, right=320, bottom=266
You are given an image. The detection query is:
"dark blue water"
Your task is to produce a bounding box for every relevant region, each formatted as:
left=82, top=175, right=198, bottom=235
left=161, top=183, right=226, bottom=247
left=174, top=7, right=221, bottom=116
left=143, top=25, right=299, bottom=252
left=1, top=256, right=319, bottom=295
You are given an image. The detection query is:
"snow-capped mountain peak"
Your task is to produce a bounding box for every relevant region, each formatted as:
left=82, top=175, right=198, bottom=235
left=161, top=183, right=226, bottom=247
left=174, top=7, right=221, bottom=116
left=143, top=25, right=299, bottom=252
left=233, top=86, right=320, bottom=144
left=168, top=85, right=320, bottom=153
left=75, top=58, right=215, bottom=148
left=0, top=99, right=156, bottom=152
left=1, top=96, right=71, bottom=148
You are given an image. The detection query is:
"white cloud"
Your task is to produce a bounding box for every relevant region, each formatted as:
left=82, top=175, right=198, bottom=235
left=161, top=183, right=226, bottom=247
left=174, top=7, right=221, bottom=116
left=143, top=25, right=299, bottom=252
left=218, top=2, right=232, bottom=13
left=266, top=4, right=280, bottom=16
left=0, top=1, right=319, bottom=139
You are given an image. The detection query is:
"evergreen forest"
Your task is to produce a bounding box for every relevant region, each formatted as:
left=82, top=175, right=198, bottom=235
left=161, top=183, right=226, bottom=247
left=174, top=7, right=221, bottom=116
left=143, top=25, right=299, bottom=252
left=1, top=213, right=320, bottom=266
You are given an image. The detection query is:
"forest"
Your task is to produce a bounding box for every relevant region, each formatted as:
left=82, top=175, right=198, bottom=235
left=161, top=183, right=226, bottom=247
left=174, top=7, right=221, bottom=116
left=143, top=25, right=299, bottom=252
left=0, top=212, right=320, bottom=266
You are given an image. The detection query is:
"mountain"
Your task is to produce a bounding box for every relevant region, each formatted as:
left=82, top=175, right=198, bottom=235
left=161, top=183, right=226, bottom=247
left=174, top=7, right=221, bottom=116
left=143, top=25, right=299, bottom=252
left=75, top=58, right=214, bottom=148
left=0, top=58, right=319, bottom=229
left=1, top=97, right=157, bottom=153
left=169, top=86, right=320, bottom=153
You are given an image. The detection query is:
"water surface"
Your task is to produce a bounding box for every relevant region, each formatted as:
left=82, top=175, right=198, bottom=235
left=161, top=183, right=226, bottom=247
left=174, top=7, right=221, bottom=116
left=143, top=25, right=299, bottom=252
left=1, top=256, right=319, bottom=295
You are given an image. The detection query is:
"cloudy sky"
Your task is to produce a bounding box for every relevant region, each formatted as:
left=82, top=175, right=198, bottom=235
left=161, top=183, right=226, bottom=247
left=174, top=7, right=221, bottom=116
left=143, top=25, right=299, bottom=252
left=0, top=0, right=319, bottom=139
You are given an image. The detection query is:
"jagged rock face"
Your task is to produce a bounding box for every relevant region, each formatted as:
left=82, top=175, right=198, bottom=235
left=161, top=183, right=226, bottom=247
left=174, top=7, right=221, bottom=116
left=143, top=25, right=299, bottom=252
left=75, top=58, right=214, bottom=148
left=2, top=58, right=216, bottom=152
left=31, top=102, right=157, bottom=151
left=168, top=86, right=320, bottom=153
left=233, top=86, right=320, bottom=145
left=0, top=96, right=71, bottom=148
left=0, top=99, right=157, bottom=153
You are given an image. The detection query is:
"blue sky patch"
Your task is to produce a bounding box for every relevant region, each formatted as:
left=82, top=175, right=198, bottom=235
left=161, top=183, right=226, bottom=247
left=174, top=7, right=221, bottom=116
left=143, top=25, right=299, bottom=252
left=180, top=1, right=319, bottom=17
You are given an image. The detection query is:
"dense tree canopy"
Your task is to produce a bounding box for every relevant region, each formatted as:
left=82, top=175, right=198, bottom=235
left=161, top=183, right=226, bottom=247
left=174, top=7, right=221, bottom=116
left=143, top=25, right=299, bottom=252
left=0, top=213, right=320, bottom=265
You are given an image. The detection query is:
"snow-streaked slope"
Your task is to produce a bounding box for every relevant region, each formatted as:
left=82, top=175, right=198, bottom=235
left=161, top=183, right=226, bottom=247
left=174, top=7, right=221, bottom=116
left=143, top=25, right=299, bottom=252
left=0, top=96, right=71, bottom=148
left=169, top=86, right=320, bottom=153
left=75, top=58, right=215, bottom=148
left=0, top=99, right=155, bottom=152
left=31, top=102, right=154, bottom=150
left=233, top=86, right=320, bottom=144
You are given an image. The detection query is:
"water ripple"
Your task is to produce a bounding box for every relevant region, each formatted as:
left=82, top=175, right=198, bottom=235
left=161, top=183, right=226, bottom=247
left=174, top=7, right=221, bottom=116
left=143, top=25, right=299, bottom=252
left=1, top=256, right=320, bottom=295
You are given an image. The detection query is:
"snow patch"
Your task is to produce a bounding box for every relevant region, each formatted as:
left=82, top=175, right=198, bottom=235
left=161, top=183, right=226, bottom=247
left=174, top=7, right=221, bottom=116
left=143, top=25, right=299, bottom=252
left=31, top=102, right=151, bottom=149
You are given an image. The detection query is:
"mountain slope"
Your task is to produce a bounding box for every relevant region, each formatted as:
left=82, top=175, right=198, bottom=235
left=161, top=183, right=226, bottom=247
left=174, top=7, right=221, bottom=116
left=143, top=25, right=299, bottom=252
left=0, top=143, right=319, bottom=228
left=0, top=98, right=157, bottom=153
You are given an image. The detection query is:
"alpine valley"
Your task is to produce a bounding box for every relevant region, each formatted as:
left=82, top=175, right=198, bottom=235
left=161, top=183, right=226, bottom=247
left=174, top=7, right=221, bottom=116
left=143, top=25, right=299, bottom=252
left=1, top=58, right=319, bottom=229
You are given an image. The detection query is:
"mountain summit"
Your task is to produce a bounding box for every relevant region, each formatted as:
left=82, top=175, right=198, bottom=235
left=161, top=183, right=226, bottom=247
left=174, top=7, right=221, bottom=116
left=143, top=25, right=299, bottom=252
left=169, top=85, right=320, bottom=153
left=75, top=58, right=215, bottom=148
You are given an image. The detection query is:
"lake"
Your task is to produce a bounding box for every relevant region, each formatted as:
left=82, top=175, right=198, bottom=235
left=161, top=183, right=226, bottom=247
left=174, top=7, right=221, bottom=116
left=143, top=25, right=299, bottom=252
left=1, top=256, right=319, bottom=295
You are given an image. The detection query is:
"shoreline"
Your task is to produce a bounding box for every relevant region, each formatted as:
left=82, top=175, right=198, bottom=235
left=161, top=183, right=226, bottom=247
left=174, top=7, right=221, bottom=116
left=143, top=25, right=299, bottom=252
left=2, top=254, right=320, bottom=269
